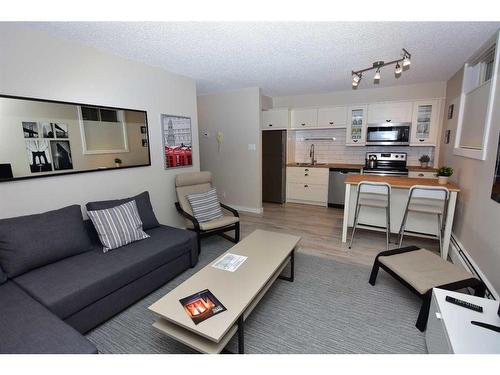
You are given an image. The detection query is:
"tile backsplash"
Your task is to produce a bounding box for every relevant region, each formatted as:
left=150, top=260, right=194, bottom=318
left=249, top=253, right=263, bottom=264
left=289, top=129, right=435, bottom=166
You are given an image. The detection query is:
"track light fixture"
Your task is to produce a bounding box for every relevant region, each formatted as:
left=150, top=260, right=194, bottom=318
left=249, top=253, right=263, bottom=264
left=395, top=62, right=402, bottom=75
left=352, top=72, right=362, bottom=88
left=351, top=48, right=411, bottom=88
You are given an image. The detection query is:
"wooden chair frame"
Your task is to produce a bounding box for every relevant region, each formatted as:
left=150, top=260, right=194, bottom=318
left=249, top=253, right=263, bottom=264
left=175, top=202, right=240, bottom=254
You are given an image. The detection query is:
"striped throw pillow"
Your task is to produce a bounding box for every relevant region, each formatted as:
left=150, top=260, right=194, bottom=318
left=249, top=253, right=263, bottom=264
left=186, top=188, right=223, bottom=223
left=87, top=200, right=150, bottom=253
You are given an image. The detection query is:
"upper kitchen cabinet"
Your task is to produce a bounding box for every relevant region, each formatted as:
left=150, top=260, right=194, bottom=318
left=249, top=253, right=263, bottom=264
left=291, top=108, right=318, bottom=128
left=367, top=101, right=413, bottom=124
left=261, top=108, right=290, bottom=130
left=317, top=106, right=347, bottom=128
left=410, top=99, right=441, bottom=146
left=346, top=105, right=367, bottom=146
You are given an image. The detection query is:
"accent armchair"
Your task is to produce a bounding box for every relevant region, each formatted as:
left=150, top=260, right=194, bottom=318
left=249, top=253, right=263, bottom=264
left=175, top=171, right=240, bottom=253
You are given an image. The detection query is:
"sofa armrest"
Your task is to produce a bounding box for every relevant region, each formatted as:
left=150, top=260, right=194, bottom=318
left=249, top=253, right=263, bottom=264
left=220, top=203, right=239, bottom=218
left=175, top=202, right=200, bottom=231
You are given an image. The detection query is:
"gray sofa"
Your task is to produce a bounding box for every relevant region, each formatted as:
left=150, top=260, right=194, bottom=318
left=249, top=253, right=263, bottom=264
left=0, top=192, right=198, bottom=354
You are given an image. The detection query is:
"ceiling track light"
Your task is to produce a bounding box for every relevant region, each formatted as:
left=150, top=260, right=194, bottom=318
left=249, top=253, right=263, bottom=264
left=351, top=48, right=411, bottom=88
left=352, top=72, right=362, bottom=88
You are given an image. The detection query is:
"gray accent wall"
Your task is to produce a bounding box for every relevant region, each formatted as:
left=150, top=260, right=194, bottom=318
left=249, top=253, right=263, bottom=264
left=439, top=66, right=500, bottom=295
left=0, top=24, right=200, bottom=226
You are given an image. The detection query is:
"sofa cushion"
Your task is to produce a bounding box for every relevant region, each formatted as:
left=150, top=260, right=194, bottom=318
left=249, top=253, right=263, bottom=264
left=87, top=200, right=150, bottom=252
left=0, top=281, right=97, bottom=354
left=14, top=225, right=196, bottom=320
left=86, top=191, right=160, bottom=230
left=0, top=205, right=94, bottom=278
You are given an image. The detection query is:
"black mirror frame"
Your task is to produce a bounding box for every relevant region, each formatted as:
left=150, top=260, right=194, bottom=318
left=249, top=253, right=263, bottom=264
left=0, top=94, right=151, bottom=183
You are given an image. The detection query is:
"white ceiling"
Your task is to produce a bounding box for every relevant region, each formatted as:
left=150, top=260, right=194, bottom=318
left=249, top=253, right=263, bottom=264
left=28, top=22, right=500, bottom=96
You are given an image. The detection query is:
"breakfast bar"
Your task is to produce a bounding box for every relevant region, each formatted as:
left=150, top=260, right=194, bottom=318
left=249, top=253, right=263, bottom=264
left=342, top=175, right=461, bottom=259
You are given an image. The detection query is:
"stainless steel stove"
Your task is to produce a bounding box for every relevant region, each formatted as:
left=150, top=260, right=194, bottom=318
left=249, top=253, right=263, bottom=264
left=363, top=152, right=408, bottom=176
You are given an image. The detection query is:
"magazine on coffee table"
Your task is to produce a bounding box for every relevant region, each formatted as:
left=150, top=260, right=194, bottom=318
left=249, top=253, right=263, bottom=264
left=211, top=253, right=248, bottom=272
left=179, top=289, right=226, bottom=325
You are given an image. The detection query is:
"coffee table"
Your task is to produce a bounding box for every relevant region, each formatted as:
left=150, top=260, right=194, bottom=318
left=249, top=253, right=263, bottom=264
left=148, top=229, right=301, bottom=354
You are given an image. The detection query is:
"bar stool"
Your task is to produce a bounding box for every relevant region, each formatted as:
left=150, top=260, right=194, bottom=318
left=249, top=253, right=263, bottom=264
left=398, top=185, right=449, bottom=253
left=349, top=181, right=392, bottom=251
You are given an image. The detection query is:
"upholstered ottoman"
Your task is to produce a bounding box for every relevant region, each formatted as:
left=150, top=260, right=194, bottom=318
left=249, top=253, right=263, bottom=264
left=369, top=246, right=486, bottom=331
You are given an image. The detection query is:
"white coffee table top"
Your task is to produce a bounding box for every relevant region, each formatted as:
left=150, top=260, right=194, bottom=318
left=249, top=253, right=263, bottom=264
left=148, top=229, right=301, bottom=343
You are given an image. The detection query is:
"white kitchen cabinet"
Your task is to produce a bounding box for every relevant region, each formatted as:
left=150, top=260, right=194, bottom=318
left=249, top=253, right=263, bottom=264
left=261, top=108, right=290, bottom=130
left=408, top=170, right=437, bottom=179
left=367, top=101, right=413, bottom=124
left=317, top=106, right=347, bottom=128
left=346, top=105, right=367, bottom=146
left=290, top=108, right=318, bottom=129
left=410, top=100, right=441, bottom=146
left=286, top=167, right=328, bottom=206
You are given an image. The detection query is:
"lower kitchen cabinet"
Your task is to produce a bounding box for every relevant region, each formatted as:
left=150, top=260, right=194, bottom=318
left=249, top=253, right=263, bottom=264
left=286, top=167, right=328, bottom=206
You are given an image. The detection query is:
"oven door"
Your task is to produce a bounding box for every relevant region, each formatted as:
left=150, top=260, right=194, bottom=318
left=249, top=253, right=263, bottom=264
left=366, top=124, right=410, bottom=145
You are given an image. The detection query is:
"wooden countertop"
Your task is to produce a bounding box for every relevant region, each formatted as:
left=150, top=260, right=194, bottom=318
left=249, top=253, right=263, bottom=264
left=407, top=166, right=438, bottom=172
left=286, top=163, right=364, bottom=169
left=344, top=174, right=460, bottom=192
left=287, top=163, right=437, bottom=172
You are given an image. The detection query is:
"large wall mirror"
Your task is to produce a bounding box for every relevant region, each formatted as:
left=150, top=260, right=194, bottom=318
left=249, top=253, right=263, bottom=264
left=0, top=95, right=151, bottom=182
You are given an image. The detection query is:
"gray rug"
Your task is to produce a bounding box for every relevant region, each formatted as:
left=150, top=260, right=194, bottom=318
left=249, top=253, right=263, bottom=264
left=86, top=237, right=426, bottom=354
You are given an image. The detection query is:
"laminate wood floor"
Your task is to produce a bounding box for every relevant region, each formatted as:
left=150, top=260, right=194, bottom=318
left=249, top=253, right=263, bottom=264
left=239, top=202, right=440, bottom=267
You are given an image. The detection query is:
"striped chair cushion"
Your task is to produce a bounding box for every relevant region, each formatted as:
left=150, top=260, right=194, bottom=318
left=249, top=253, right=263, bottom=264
left=186, top=188, right=223, bottom=223
left=87, top=200, right=150, bottom=252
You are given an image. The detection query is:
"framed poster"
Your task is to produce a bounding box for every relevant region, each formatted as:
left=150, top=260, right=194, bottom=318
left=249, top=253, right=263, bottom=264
left=161, top=114, right=192, bottom=169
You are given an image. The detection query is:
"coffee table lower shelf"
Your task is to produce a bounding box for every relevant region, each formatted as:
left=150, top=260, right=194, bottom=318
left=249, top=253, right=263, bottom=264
left=152, top=250, right=294, bottom=354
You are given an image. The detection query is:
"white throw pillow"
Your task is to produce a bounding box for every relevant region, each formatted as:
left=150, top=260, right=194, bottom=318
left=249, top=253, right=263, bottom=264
left=87, top=200, right=150, bottom=252
left=186, top=188, right=223, bottom=223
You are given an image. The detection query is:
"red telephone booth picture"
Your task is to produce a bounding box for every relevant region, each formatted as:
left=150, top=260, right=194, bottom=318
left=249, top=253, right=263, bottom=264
left=161, top=114, right=193, bottom=169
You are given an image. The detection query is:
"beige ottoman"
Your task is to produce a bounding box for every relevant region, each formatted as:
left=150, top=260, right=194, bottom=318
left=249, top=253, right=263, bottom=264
left=369, top=246, right=486, bottom=331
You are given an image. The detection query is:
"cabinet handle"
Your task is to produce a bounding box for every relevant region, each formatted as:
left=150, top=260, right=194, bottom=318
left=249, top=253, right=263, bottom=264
left=329, top=121, right=334, bottom=125
left=304, top=173, right=309, bottom=176
left=419, top=139, right=424, bottom=142
left=418, top=173, right=424, bottom=177
left=268, top=124, right=273, bottom=127
left=305, top=168, right=309, bottom=171
left=301, top=123, right=306, bottom=126
left=304, top=184, right=309, bottom=188
left=353, top=139, right=358, bottom=142
left=386, top=119, right=391, bottom=122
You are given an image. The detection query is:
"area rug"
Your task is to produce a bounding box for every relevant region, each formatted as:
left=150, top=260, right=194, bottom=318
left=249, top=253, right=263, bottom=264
left=86, top=236, right=426, bottom=354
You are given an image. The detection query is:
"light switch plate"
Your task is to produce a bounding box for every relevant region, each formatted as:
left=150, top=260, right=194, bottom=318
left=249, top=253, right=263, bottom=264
left=248, top=144, right=256, bottom=151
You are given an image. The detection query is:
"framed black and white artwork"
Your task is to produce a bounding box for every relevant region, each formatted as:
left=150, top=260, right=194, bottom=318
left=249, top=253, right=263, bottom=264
left=491, top=134, right=500, bottom=203
left=50, top=140, right=73, bottom=171
left=41, top=122, right=54, bottom=138
left=447, top=104, right=454, bottom=120
left=22, top=121, right=39, bottom=138
left=161, top=114, right=193, bottom=169
left=54, top=123, right=69, bottom=138
left=26, top=139, right=52, bottom=173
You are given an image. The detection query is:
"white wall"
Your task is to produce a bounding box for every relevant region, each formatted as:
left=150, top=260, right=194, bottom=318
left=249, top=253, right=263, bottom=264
left=272, top=81, right=446, bottom=108
left=439, top=66, right=500, bottom=295
left=0, top=24, right=199, bottom=226
left=197, top=87, right=262, bottom=213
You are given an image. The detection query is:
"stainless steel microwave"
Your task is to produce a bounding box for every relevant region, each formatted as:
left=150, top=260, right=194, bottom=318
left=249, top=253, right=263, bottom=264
left=366, top=122, right=411, bottom=146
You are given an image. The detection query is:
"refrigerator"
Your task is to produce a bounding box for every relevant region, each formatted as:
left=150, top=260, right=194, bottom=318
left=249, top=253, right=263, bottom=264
left=262, top=130, right=286, bottom=203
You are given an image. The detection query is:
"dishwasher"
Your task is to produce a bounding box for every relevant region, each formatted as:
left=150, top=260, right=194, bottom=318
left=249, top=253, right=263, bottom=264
left=328, top=168, right=361, bottom=208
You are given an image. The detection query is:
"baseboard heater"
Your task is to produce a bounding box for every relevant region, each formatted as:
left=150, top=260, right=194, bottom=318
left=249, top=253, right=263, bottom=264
left=450, top=235, right=497, bottom=300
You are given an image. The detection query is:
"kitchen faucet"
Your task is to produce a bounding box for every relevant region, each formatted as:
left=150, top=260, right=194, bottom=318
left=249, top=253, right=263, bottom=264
left=309, top=144, right=316, bottom=165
